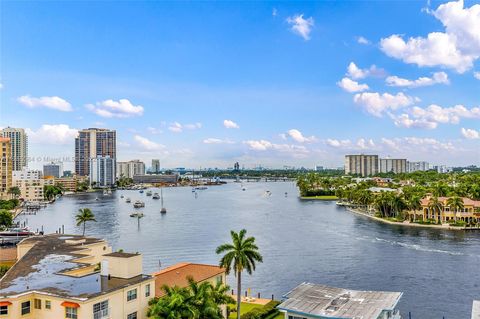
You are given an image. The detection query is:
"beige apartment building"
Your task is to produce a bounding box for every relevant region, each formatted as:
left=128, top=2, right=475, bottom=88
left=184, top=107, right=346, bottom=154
left=0, top=137, right=12, bottom=200
left=0, top=234, right=155, bottom=319
left=345, top=154, right=379, bottom=177
left=12, top=174, right=55, bottom=202
left=0, top=127, right=28, bottom=171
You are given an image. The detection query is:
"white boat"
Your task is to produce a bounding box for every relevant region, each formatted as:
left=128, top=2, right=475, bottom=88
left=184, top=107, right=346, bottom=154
left=130, top=212, right=144, bottom=218
left=95, top=197, right=99, bottom=201
left=146, top=190, right=153, bottom=196
left=133, top=200, right=145, bottom=208
left=126, top=198, right=131, bottom=203
left=120, top=195, right=124, bottom=198
left=160, top=188, right=167, bottom=214
left=195, top=186, right=208, bottom=190
left=152, top=192, right=160, bottom=199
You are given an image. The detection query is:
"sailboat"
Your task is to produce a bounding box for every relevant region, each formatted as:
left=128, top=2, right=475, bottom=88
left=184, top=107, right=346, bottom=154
left=160, top=188, right=167, bottom=214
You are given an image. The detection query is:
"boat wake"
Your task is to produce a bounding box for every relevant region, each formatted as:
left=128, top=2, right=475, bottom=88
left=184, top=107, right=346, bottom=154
left=374, top=237, right=473, bottom=257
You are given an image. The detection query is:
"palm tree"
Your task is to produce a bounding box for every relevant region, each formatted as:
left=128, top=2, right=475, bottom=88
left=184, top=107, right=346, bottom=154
left=446, top=196, right=464, bottom=223
left=75, top=208, right=96, bottom=236
left=428, top=197, right=444, bottom=224
left=407, top=196, right=422, bottom=222
left=216, top=229, right=263, bottom=319
left=7, top=186, right=21, bottom=199
left=147, top=285, right=198, bottom=319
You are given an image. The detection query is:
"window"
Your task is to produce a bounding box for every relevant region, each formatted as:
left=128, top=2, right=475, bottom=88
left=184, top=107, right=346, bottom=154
left=216, top=275, right=223, bottom=285
left=21, top=301, right=30, bottom=315
left=66, top=307, right=78, bottom=319
left=34, top=298, right=41, bottom=309
left=127, top=288, right=137, bottom=301
left=0, top=306, right=8, bottom=315
left=145, top=284, right=151, bottom=297
left=45, top=300, right=51, bottom=309
left=127, top=312, right=137, bottom=319
left=93, top=300, right=109, bottom=319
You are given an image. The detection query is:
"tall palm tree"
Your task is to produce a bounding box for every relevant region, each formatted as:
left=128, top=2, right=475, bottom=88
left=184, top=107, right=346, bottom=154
left=216, top=229, right=263, bottom=319
left=428, top=197, right=444, bottom=224
left=446, top=196, right=464, bottom=223
left=75, top=208, right=96, bottom=236
left=407, top=196, right=422, bottom=222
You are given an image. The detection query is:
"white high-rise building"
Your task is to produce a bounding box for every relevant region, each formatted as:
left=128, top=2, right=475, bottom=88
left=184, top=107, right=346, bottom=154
left=345, top=155, right=379, bottom=177
left=116, top=160, right=145, bottom=179
left=89, top=156, right=116, bottom=187
left=407, top=161, right=429, bottom=172
left=1, top=127, right=28, bottom=171
left=152, top=159, right=160, bottom=173
left=379, top=158, right=407, bottom=174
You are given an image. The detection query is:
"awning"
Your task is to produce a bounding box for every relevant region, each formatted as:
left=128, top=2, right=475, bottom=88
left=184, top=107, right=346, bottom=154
left=0, top=301, right=12, bottom=306
left=61, top=301, right=80, bottom=308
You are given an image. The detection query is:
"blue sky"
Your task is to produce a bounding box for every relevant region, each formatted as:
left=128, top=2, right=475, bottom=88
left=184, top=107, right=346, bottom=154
left=1, top=0, right=479, bottom=170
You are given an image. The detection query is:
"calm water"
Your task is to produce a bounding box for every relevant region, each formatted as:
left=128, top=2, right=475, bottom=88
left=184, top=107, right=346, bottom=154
left=17, top=182, right=480, bottom=318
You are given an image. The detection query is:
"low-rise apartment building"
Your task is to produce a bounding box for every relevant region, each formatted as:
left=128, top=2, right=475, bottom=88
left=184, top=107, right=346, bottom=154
left=0, top=234, right=155, bottom=319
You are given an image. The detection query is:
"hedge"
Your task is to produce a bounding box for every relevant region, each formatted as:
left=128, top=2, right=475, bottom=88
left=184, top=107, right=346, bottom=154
left=240, top=301, right=281, bottom=319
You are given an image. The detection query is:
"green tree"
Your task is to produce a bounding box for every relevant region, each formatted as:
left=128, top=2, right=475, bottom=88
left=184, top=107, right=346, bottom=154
left=75, top=208, right=96, bottom=236
left=446, top=196, right=464, bottom=223
left=147, top=285, right=198, bottom=319
left=428, top=197, right=444, bottom=224
left=0, top=210, right=13, bottom=228
left=7, top=186, right=21, bottom=199
left=407, top=195, right=422, bottom=222
left=216, top=229, right=263, bottom=319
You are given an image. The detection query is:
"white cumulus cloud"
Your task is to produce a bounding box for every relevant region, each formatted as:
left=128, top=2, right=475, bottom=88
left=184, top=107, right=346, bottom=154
left=461, top=127, right=480, bottom=139
left=474, top=72, right=480, bottom=80
left=353, top=92, right=415, bottom=117
left=18, top=95, right=72, bottom=112
left=346, top=62, right=386, bottom=80
left=286, top=129, right=316, bottom=143
left=337, top=77, right=369, bottom=93
left=85, top=99, right=144, bottom=118
left=203, top=138, right=234, bottom=144
left=133, top=135, right=164, bottom=151
left=286, top=14, right=314, bottom=40
left=168, top=122, right=202, bottom=133
left=223, top=120, right=240, bottom=129
left=26, top=124, right=78, bottom=144
left=380, top=1, right=480, bottom=73
left=386, top=71, right=449, bottom=88
left=356, top=36, right=370, bottom=45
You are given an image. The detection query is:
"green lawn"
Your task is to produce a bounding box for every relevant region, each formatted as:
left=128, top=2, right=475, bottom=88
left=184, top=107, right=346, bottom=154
left=300, top=195, right=338, bottom=200
left=228, top=302, right=283, bottom=319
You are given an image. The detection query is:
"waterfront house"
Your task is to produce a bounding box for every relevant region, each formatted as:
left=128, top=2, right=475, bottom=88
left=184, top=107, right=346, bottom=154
left=407, top=196, right=480, bottom=224
left=277, top=282, right=402, bottom=319
left=0, top=234, right=154, bottom=319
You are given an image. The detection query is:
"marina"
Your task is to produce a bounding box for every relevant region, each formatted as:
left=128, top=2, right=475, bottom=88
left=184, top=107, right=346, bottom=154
left=13, top=181, right=480, bottom=319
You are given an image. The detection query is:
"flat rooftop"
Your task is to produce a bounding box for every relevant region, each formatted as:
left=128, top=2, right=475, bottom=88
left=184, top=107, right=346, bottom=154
left=152, top=262, right=225, bottom=297
left=277, top=282, right=402, bottom=319
left=0, top=234, right=151, bottom=300
left=473, top=300, right=480, bottom=319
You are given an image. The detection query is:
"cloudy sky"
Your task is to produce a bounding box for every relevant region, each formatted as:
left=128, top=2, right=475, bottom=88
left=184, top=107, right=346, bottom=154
left=1, top=0, right=479, bottom=170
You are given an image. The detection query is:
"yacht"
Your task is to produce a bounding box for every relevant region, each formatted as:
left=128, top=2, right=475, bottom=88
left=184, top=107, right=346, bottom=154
left=133, top=200, right=145, bottom=208
left=195, top=186, right=208, bottom=190
left=146, top=190, right=153, bottom=196
left=152, top=192, right=160, bottom=199
left=0, top=227, right=35, bottom=238
left=130, top=212, right=144, bottom=218
left=126, top=198, right=131, bottom=203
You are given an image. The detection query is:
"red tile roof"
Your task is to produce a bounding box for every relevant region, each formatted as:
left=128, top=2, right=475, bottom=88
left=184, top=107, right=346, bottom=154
left=152, top=263, right=225, bottom=297
left=421, top=196, right=480, bottom=207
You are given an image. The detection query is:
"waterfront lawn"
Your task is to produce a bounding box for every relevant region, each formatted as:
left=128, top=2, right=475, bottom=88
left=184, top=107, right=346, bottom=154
left=228, top=302, right=283, bottom=319
left=300, top=195, right=338, bottom=200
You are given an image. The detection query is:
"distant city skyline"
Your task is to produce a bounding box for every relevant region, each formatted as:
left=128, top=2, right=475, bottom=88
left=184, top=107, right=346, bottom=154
left=1, top=1, right=479, bottom=169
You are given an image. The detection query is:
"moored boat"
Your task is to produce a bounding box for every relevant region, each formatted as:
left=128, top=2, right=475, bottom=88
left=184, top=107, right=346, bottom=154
left=133, top=200, right=145, bottom=208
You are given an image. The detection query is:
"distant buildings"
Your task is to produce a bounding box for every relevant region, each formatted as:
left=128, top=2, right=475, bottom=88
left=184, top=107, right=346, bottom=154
left=75, top=128, right=116, bottom=177
left=89, top=156, right=116, bottom=187
left=233, top=162, right=240, bottom=171
left=314, top=165, right=324, bottom=171
left=12, top=169, right=53, bottom=202
left=151, top=159, right=160, bottom=174
left=277, top=282, right=402, bottom=319
left=132, top=174, right=178, bottom=184
left=0, top=137, right=12, bottom=199
left=0, top=127, right=28, bottom=171
left=379, top=158, right=407, bottom=174
left=434, top=165, right=452, bottom=174
left=0, top=234, right=155, bottom=319
left=407, top=161, right=429, bottom=173
left=344, top=155, right=379, bottom=177
left=43, top=162, right=62, bottom=178
left=117, top=160, right=146, bottom=179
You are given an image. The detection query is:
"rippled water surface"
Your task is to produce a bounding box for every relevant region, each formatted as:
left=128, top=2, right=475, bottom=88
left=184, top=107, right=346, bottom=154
left=17, top=182, right=480, bottom=318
